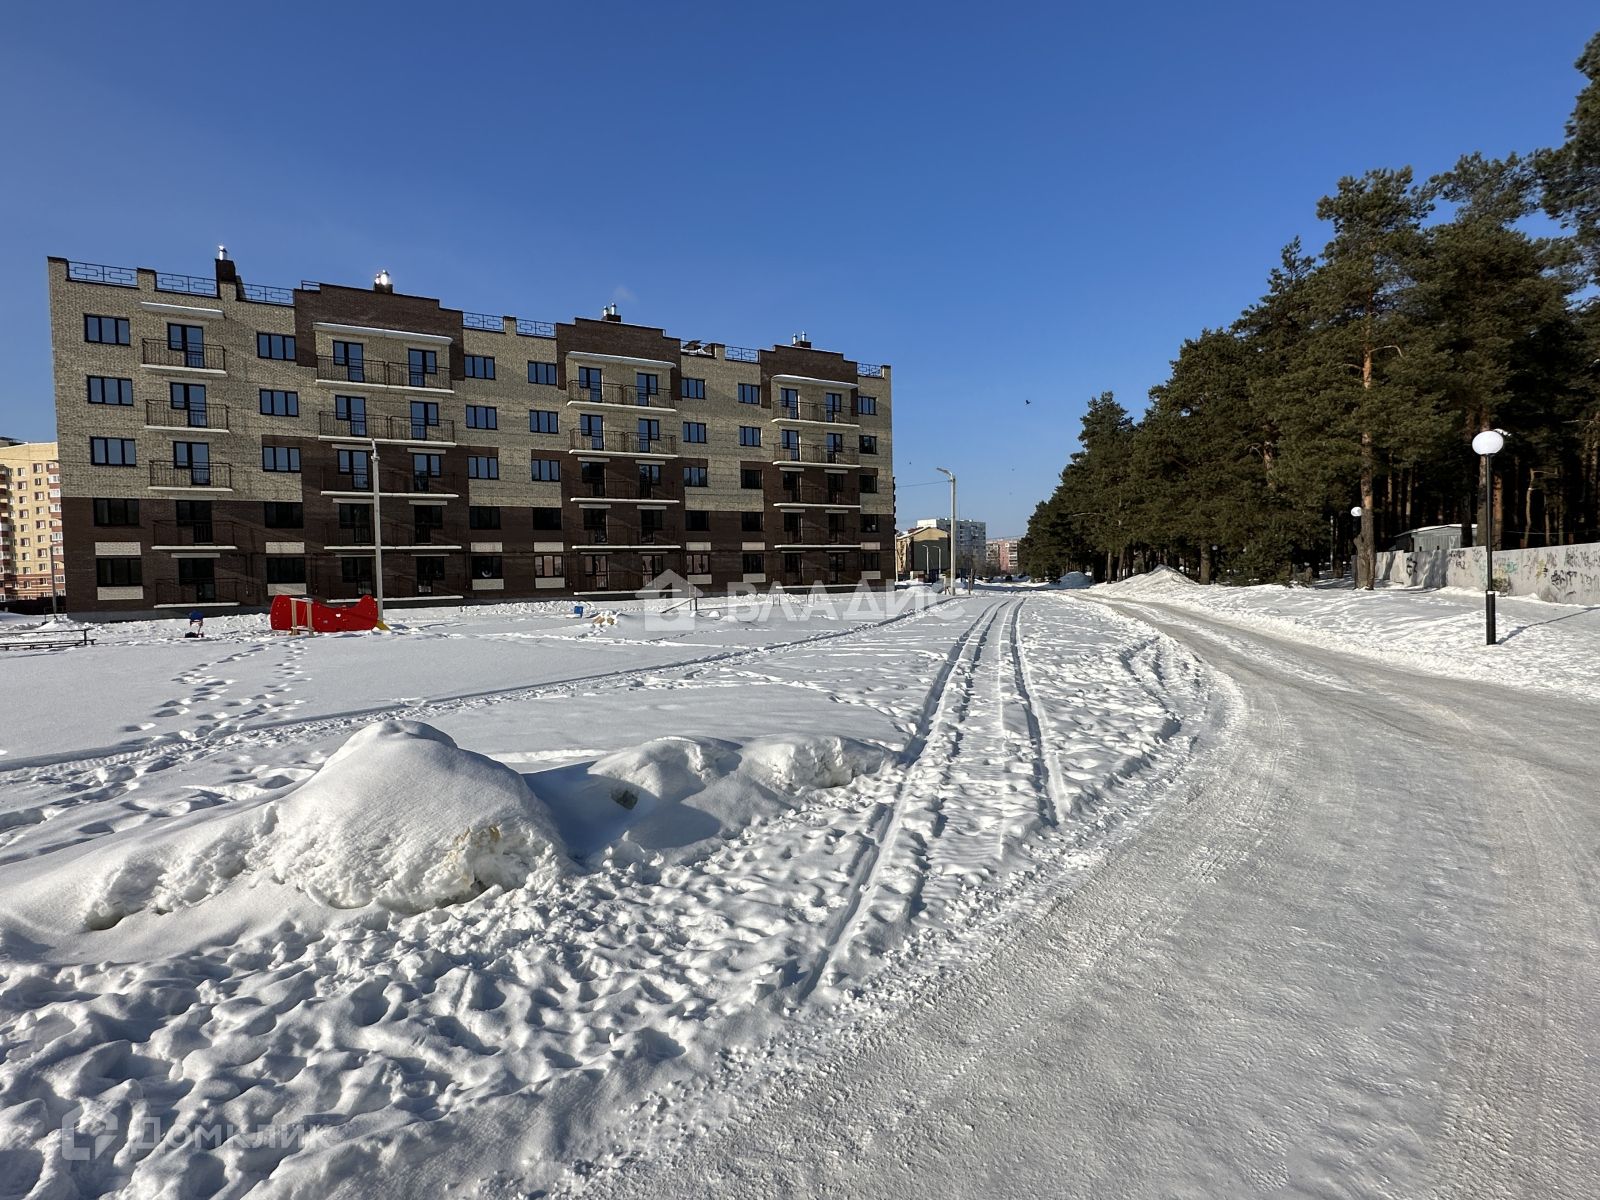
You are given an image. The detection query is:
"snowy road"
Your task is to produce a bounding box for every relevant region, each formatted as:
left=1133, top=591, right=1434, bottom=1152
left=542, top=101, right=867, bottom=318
left=582, top=598, right=1600, bottom=1199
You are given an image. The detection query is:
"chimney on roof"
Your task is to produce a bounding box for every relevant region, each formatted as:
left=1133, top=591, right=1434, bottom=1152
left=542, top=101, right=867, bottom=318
left=214, top=244, right=238, bottom=285
left=374, top=269, right=393, bottom=294
left=602, top=303, right=621, bottom=323
left=792, top=332, right=811, bottom=349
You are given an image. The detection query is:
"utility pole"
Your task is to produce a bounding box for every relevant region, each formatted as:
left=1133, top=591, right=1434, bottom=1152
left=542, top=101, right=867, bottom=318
left=936, top=467, right=956, bottom=595
left=368, top=439, right=385, bottom=624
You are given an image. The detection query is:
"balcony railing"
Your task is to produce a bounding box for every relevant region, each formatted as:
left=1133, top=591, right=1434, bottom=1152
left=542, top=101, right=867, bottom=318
left=318, top=412, right=456, bottom=442
left=774, top=400, right=858, bottom=425
left=142, top=339, right=227, bottom=371
left=566, top=380, right=677, bottom=409
left=151, top=519, right=249, bottom=548
left=146, top=399, right=230, bottom=430
left=67, top=260, right=139, bottom=287
left=773, top=442, right=860, bottom=466
left=317, top=356, right=451, bottom=390
left=576, top=477, right=681, bottom=500
left=149, top=462, right=233, bottom=489
left=568, top=430, right=679, bottom=455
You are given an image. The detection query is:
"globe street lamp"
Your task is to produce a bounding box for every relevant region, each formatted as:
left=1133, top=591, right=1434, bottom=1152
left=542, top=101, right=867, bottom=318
left=1349, top=507, right=1362, bottom=584
left=1472, top=429, right=1506, bottom=645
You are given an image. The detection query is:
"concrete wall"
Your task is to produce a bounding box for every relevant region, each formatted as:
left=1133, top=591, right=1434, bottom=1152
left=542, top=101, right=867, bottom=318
left=1375, top=540, right=1600, bottom=605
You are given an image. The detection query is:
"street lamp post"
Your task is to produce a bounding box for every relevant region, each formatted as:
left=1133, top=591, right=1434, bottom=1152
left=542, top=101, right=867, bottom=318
left=1473, top=429, right=1506, bottom=645
left=935, top=467, right=956, bottom=596
left=1349, top=506, right=1363, bottom=584
left=368, top=439, right=386, bottom=625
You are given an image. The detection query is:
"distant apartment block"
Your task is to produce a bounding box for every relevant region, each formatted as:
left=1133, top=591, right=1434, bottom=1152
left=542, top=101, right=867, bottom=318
left=914, top=517, right=986, bottom=577
left=48, top=254, right=895, bottom=615
left=0, top=438, right=63, bottom=601
left=986, top=536, right=1020, bottom=574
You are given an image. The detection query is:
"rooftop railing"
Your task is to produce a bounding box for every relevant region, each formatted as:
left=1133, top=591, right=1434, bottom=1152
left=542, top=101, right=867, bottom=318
left=239, top=282, right=296, bottom=305
left=725, top=345, right=760, bottom=363
left=517, top=319, right=556, bottom=337
left=155, top=272, right=219, bottom=298
left=66, top=260, right=138, bottom=287
left=857, top=363, right=885, bottom=378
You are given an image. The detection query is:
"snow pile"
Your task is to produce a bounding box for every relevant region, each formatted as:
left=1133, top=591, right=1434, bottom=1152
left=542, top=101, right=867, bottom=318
left=1099, top=565, right=1198, bottom=596
left=1056, top=571, right=1094, bottom=589
left=535, top=734, right=890, bottom=859
left=265, top=720, right=569, bottom=911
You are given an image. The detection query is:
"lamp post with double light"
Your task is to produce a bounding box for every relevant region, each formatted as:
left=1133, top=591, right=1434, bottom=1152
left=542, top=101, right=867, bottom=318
left=1473, top=429, right=1505, bottom=645
left=1349, top=507, right=1362, bottom=584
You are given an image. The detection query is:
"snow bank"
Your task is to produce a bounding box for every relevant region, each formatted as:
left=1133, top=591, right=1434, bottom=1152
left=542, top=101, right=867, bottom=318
left=1099, top=565, right=1198, bottom=596
left=535, top=734, right=890, bottom=859
left=265, top=720, right=570, bottom=911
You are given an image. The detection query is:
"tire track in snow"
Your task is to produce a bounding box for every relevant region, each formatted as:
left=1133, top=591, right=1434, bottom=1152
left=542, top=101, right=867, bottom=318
left=787, top=598, right=1012, bottom=1002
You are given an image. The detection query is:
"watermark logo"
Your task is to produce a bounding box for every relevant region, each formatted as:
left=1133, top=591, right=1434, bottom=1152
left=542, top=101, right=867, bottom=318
left=639, top=577, right=967, bottom=631
left=60, top=1103, right=316, bottom=1162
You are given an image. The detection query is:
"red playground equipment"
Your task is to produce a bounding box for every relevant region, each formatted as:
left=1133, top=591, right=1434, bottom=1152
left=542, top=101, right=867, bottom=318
left=269, top=594, right=387, bottom=634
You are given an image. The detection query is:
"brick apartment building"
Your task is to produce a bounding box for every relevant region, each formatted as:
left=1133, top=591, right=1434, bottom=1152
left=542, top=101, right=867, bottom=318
left=0, top=438, right=63, bottom=602
left=48, top=253, right=894, bottom=616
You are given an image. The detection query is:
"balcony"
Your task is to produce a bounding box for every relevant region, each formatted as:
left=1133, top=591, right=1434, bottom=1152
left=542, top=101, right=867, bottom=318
left=573, top=524, right=675, bottom=549
left=772, top=442, right=860, bottom=466
left=152, top=579, right=254, bottom=608
left=325, top=468, right=454, bottom=496
left=317, top=412, right=457, bottom=444
left=149, top=462, right=233, bottom=490
left=575, top=477, right=681, bottom=501
left=151, top=519, right=248, bottom=550
left=568, top=430, right=679, bottom=456
left=145, top=399, right=230, bottom=431
left=142, top=340, right=227, bottom=372
left=773, top=401, right=858, bottom=426
left=566, top=380, right=677, bottom=410
left=317, top=356, right=452, bottom=391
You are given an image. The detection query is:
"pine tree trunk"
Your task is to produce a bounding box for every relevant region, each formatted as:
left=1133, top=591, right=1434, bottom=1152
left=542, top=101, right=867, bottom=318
left=1359, top=430, right=1376, bottom=590
left=1200, top=544, right=1212, bottom=585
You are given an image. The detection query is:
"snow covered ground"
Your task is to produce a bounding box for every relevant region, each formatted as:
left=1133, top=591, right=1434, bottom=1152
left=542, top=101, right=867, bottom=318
left=2, top=576, right=1595, bottom=1199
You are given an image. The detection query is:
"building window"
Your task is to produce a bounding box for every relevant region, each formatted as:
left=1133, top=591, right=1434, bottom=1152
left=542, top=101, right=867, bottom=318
left=173, top=441, right=211, bottom=483
left=533, top=553, right=562, bottom=578
left=578, top=366, right=603, bottom=401
left=341, top=557, right=374, bottom=587
left=465, top=405, right=498, bottom=430
left=858, top=395, right=878, bottom=416
left=738, top=383, right=761, bottom=405
left=684, top=465, right=708, bottom=488
left=266, top=556, right=307, bottom=584
left=738, top=426, right=761, bottom=447
left=681, top=377, right=706, bottom=400
left=257, top=332, right=296, bottom=360
left=531, top=506, right=562, bottom=531
left=96, top=558, right=141, bottom=587
left=687, top=552, right=710, bottom=574
left=87, top=376, right=133, bottom=406
left=472, top=555, right=503, bottom=580
left=464, top=354, right=495, bottom=380
left=685, top=509, right=710, bottom=532
left=166, top=324, right=205, bottom=368
left=467, top=455, right=499, bottom=479
left=408, top=348, right=438, bottom=386
left=263, top=501, right=304, bottom=528
left=528, top=361, right=558, bottom=386
left=337, top=503, right=372, bottom=532
left=84, top=314, right=130, bottom=345
left=409, top=401, right=440, bottom=437
left=784, top=551, right=802, bottom=576
left=90, top=437, right=136, bottom=466
left=412, top=453, right=443, bottom=481
left=634, top=372, right=659, bottom=404
left=261, top=445, right=301, bottom=472
left=859, top=434, right=878, bottom=454
left=167, top=381, right=209, bottom=426
left=828, top=552, right=847, bottom=582
left=336, top=448, right=370, bottom=485
left=742, top=552, right=763, bottom=574
left=863, top=551, right=881, bottom=571
left=334, top=395, right=367, bottom=435
left=741, top=510, right=763, bottom=533
left=531, top=457, right=561, bottom=482
left=529, top=409, right=559, bottom=434
left=683, top=421, right=708, bottom=444
left=859, top=473, right=878, bottom=494
left=737, top=467, right=762, bottom=490
left=92, top=498, right=140, bottom=526
left=333, top=341, right=365, bottom=381
left=825, top=392, right=844, bottom=419
left=259, top=389, right=300, bottom=416
left=861, top=514, right=881, bottom=534
left=780, top=387, right=799, bottom=411
left=469, top=505, right=501, bottom=530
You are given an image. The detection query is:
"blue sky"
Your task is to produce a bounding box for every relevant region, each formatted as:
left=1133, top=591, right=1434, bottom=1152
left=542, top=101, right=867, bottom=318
left=0, top=2, right=1593, bottom=536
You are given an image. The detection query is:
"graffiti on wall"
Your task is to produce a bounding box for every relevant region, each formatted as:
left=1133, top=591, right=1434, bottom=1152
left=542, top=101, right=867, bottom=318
left=1375, top=541, right=1600, bottom=605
